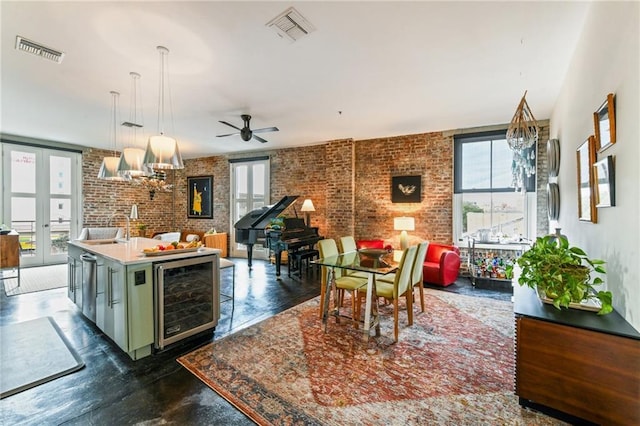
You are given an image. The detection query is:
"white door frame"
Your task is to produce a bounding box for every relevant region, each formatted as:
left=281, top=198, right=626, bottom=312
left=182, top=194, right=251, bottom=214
left=1, top=142, right=82, bottom=266
left=229, top=157, right=270, bottom=259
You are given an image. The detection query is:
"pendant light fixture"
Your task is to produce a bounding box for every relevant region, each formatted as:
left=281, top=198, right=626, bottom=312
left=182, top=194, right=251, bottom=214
left=506, top=90, right=539, bottom=151
left=118, top=72, right=150, bottom=179
left=98, top=91, right=130, bottom=181
left=506, top=91, right=538, bottom=192
left=143, top=46, right=184, bottom=170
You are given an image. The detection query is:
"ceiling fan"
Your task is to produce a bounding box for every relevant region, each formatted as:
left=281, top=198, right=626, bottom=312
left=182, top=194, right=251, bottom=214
left=217, top=114, right=279, bottom=143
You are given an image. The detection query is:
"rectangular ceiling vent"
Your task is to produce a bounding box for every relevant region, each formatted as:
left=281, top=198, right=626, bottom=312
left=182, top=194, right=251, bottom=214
left=15, top=36, right=65, bottom=63
left=266, top=7, right=316, bottom=42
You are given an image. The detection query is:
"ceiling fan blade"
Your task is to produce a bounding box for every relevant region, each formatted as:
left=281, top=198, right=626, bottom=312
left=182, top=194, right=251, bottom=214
left=219, top=120, right=242, bottom=131
left=253, top=134, right=269, bottom=143
left=252, top=126, right=279, bottom=134
left=216, top=132, right=240, bottom=138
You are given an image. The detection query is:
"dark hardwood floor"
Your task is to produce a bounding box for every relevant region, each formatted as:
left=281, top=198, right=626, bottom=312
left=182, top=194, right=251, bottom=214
left=0, top=258, right=511, bottom=425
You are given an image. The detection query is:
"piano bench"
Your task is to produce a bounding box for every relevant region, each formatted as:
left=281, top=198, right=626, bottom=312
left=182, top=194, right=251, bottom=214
left=289, top=249, right=319, bottom=277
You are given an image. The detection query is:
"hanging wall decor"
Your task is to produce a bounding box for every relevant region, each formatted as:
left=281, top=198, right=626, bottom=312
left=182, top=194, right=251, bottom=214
left=547, top=139, right=560, bottom=177
left=594, top=155, right=615, bottom=208
left=593, top=93, right=616, bottom=152
left=547, top=183, right=560, bottom=221
left=391, top=175, right=421, bottom=203
left=188, top=175, right=213, bottom=219
left=576, top=136, right=597, bottom=223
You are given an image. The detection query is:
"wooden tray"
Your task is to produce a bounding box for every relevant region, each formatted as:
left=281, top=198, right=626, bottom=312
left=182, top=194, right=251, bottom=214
left=141, top=247, right=199, bottom=256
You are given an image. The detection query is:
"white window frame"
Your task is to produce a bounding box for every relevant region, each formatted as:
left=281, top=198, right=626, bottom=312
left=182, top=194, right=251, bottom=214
left=453, top=131, right=536, bottom=247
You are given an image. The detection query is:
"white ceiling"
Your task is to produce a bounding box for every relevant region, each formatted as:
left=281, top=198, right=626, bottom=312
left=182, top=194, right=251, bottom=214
left=1, top=1, right=590, bottom=159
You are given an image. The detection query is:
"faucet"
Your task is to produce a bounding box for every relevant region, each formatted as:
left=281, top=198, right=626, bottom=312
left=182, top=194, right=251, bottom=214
left=107, top=214, right=131, bottom=241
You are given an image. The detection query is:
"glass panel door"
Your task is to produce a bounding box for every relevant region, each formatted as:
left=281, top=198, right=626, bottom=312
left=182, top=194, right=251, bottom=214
left=1, top=143, right=81, bottom=266
left=230, top=159, right=270, bottom=259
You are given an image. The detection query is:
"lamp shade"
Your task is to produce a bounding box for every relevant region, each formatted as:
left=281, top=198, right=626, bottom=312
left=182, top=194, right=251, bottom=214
left=143, top=135, right=184, bottom=170
left=300, top=199, right=315, bottom=212
left=394, top=216, right=415, bottom=231
left=98, top=156, right=129, bottom=181
left=118, top=147, right=150, bottom=178
left=130, top=204, right=139, bottom=220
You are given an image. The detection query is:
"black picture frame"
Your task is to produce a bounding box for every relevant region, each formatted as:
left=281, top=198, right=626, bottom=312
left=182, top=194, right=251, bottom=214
left=391, top=175, right=421, bottom=203
left=187, top=176, right=213, bottom=219
left=594, top=155, right=615, bottom=208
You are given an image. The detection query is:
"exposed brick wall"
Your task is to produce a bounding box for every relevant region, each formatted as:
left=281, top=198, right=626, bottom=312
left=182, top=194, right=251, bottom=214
left=324, top=139, right=355, bottom=240
left=536, top=122, right=550, bottom=237
left=269, top=144, right=328, bottom=233
left=82, top=148, right=176, bottom=237
left=81, top=124, right=547, bottom=249
left=172, top=156, right=230, bottom=235
left=354, top=132, right=454, bottom=244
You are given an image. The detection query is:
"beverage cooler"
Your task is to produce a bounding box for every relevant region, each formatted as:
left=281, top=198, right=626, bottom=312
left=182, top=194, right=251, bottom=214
left=153, top=254, right=219, bottom=350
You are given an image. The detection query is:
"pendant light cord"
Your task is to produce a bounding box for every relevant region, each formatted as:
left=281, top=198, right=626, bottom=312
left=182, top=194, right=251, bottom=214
left=109, top=91, right=120, bottom=157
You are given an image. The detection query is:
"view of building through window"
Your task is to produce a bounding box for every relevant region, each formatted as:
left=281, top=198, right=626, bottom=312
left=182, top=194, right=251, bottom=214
left=9, top=149, right=72, bottom=257
left=454, top=131, right=535, bottom=244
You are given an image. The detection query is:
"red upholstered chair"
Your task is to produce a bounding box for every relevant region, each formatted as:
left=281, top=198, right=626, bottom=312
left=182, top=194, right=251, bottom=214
left=422, top=243, right=461, bottom=287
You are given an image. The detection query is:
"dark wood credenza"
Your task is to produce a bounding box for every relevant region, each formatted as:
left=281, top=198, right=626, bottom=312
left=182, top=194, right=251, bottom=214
left=514, top=284, right=640, bottom=425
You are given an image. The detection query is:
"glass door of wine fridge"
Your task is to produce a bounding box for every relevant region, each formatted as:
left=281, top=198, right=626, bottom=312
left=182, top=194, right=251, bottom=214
left=154, top=254, right=219, bottom=349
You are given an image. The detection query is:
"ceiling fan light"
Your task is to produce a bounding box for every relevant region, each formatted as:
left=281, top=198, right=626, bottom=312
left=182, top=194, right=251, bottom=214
left=143, top=134, right=184, bottom=170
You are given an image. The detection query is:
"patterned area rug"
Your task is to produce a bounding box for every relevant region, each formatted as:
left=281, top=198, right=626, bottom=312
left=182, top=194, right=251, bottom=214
left=2, top=264, right=67, bottom=296
left=178, top=289, right=565, bottom=425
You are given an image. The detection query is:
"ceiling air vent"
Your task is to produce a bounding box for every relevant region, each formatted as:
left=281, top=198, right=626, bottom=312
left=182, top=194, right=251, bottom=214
left=15, top=36, right=65, bottom=63
left=266, top=7, right=316, bottom=42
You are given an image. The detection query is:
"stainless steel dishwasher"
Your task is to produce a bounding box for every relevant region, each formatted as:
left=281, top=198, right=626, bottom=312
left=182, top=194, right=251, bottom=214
left=81, top=253, right=97, bottom=322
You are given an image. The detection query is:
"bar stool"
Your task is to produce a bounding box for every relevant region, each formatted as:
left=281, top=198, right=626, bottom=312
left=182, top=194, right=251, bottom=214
left=219, top=258, right=235, bottom=305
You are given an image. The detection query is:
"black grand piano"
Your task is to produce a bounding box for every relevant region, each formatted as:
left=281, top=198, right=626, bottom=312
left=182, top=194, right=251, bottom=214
left=234, top=195, right=321, bottom=275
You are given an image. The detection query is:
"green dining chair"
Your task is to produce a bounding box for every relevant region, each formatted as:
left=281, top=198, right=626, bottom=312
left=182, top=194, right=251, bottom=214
left=318, top=238, right=368, bottom=322
left=357, top=245, right=417, bottom=342
left=378, top=241, right=429, bottom=314
left=338, top=236, right=370, bottom=280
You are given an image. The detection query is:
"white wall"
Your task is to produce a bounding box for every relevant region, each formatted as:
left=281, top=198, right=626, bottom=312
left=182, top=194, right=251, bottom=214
left=550, top=1, right=639, bottom=330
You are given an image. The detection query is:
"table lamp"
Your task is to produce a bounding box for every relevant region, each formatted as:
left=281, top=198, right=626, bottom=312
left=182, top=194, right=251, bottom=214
left=130, top=204, right=139, bottom=220
left=394, top=216, right=415, bottom=250
left=300, top=199, right=315, bottom=227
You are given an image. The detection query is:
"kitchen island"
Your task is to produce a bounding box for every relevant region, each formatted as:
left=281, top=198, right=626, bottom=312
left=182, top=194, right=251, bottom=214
left=68, top=237, right=220, bottom=360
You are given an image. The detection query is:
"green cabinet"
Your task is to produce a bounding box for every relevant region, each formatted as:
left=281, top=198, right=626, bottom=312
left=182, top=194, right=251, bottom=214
left=126, top=262, right=154, bottom=356
left=95, top=256, right=153, bottom=359
left=67, top=244, right=83, bottom=308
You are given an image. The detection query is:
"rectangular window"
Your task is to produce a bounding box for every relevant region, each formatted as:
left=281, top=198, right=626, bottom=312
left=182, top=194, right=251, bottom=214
left=453, top=130, right=536, bottom=244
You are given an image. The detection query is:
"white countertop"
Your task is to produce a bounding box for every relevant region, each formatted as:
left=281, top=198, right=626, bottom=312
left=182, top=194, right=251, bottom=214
left=69, top=237, right=220, bottom=265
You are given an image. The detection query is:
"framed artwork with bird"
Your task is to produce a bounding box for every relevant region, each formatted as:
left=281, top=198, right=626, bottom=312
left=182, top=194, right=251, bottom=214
left=392, top=175, right=421, bottom=203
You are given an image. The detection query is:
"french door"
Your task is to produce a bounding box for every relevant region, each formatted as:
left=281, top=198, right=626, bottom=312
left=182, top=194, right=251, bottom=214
left=1, top=143, right=82, bottom=266
left=229, top=158, right=270, bottom=259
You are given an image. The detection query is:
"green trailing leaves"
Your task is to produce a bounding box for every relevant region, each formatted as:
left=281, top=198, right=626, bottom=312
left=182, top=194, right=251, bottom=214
left=516, top=235, right=612, bottom=315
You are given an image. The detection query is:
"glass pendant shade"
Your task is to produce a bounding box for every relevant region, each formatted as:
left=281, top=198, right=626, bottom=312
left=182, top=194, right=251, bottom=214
left=118, top=147, right=149, bottom=178
left=118, top=71, right=150, bottom=178
left=143, top=46, right=184, bottom=170
left=143, top=134, right=183, bottom=169
left=98, top=91, right=129, bottom=181
left=98, top=156, right=129, bottom=180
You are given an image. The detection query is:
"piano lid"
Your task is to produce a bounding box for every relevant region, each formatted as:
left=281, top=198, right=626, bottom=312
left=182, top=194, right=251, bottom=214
left=234, top=195, right=299, bottom=230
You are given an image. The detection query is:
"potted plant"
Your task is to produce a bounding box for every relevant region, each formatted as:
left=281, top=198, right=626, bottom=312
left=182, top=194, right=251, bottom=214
left=137, top=223, right=147, bottom=238
left=507, top=235, right=612, bottom=315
